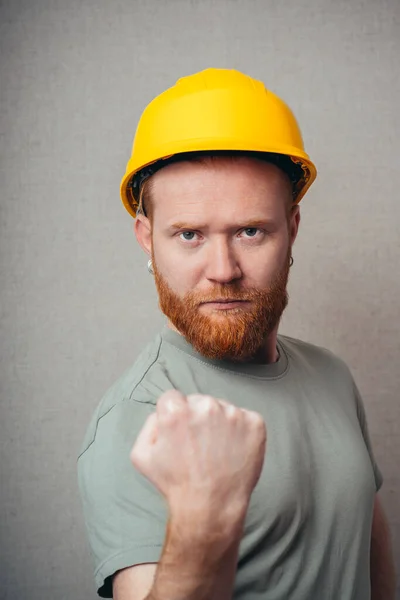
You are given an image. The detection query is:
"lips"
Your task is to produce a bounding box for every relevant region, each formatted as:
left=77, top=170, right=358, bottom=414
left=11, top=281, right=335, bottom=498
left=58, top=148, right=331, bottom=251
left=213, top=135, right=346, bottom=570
left=200, top=299, right=251, bottom=309
left=211, top=299, right=240, bottom=303
left=201, top=298, right=248, bottom=303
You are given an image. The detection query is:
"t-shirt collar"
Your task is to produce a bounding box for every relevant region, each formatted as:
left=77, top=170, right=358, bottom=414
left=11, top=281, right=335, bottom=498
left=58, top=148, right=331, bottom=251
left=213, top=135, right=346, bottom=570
left=161, top=325, right=289, bottom=379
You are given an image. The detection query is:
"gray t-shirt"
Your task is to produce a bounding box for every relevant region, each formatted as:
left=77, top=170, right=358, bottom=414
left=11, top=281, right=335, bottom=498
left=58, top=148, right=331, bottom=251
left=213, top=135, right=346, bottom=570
left=77, top=327, right=383, bottom=599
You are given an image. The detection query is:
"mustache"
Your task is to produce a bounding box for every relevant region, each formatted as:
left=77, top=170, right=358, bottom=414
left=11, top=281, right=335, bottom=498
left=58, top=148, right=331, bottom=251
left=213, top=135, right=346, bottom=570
left=198, top=294, right=252, bottom=303
left=187, top=288, right=261, bottom=305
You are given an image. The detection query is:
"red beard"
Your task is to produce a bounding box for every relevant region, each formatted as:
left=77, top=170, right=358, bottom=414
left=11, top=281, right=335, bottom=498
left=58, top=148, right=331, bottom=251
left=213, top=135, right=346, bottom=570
left=153, top=251, right=291, bottom=362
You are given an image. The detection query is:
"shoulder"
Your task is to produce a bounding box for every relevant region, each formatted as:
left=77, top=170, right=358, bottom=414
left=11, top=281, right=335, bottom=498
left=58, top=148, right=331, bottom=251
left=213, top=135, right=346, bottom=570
left=278, top=333, right=353, bottom=381
left=77, top=332, right=176, bottom=458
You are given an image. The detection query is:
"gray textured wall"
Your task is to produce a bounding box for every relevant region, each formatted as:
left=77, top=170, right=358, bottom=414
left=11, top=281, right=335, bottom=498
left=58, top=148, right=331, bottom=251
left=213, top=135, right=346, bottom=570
left=0, top=1, right=399, bottom=598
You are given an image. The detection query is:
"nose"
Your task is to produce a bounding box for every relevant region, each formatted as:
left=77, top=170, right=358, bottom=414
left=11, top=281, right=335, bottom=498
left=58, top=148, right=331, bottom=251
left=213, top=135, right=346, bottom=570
left=205, top=238, right=242, bottom=283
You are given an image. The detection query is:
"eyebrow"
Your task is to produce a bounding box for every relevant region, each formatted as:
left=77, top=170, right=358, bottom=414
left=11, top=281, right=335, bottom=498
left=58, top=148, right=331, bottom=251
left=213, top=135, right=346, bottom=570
left=168, top=221, right=206, bottom=231
left=167, top=219, right=275, bottom=231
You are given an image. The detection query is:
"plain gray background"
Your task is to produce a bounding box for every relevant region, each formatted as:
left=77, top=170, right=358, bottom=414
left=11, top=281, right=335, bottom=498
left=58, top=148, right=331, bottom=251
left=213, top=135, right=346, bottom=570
left=1, top=0, right=399, bottom=598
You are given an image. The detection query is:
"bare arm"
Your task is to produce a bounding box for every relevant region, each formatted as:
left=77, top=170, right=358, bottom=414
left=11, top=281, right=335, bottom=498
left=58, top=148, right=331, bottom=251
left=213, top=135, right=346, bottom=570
left=113, top=564, right=157, bottom=600
left=151, top=506, right=245, bottom=600
left=113, top=507, right=246, bottom=600
left=370, top=494, right=396, bottom=600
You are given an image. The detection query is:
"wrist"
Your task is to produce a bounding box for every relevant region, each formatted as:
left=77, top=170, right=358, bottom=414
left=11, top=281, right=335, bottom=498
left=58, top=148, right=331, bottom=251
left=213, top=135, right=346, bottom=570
left=168, top=496, right=248, bottom=549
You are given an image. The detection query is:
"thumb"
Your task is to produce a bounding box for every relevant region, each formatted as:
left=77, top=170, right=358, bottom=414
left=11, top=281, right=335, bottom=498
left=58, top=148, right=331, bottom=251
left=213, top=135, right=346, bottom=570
left=130, top=412, right=158, bottom=471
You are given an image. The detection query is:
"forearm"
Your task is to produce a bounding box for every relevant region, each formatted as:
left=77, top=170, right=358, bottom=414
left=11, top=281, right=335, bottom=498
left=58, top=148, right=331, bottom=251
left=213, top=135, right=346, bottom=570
left=145, top=506, right=246, bottom=600
left=370, top=510, right=396, bottom=600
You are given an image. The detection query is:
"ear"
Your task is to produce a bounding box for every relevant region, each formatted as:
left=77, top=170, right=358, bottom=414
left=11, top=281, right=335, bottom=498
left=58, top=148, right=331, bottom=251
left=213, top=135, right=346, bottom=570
left=134, top=214, right=152, bottom=257
left=289, top=205, right=301, bottom=246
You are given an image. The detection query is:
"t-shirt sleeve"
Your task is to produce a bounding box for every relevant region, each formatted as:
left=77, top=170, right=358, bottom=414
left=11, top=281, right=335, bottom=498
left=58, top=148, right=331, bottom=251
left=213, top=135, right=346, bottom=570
left=77, top=399, right=168, bottom=598
left=352, top=382, right=384, bottom=493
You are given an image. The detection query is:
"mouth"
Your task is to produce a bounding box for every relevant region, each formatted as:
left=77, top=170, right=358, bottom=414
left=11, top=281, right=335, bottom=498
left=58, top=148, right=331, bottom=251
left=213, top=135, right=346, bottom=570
left=200, top=299, right=250, bottom=310
left=203, top=298, right=243, bottom=303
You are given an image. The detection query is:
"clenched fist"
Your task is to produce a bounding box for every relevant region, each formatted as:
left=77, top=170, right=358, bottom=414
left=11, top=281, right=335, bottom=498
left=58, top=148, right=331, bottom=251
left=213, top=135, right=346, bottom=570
left=130, top=390, right=266, bottom=523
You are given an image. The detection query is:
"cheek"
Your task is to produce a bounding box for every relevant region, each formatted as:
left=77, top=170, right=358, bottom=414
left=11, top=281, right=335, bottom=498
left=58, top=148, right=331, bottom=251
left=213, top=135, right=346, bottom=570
left=245, top=260, right=277, bottom=287
left=240, top=239, right=289, bottom=282
left=153, top=244, right=202, bottom=292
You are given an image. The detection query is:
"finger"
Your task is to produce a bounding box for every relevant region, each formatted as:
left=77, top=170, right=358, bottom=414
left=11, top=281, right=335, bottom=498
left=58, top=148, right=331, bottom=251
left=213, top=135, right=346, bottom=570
left=186, top=394, right=223, bottom=414
left=130, top=412, right=158, bottom=464
left=216, top=398, right=239, bottom=410
left=243, top=409, right=267, bottom=439
left=243, top=408, right=265, bottom=425
left=157, top=389, right=187, bottom=417
left=186, top=393, right=209, bottom=406
left=216, top=398, right=245, bottom=416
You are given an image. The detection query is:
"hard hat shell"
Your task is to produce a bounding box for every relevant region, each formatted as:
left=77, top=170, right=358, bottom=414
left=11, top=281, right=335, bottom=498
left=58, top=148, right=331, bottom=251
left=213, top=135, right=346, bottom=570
left=120, top=68, right=317, bottom=218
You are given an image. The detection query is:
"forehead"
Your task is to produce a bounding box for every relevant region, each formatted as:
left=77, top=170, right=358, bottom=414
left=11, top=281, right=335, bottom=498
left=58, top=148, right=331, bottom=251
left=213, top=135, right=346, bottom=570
left=150, top=156, right=292, bottom=224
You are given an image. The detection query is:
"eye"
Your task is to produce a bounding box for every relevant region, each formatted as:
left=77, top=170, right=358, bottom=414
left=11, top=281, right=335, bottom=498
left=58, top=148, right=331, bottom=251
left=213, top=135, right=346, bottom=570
left=179, top=231, right=197, bottom=241
left=241, top=227, right=262, bottom=238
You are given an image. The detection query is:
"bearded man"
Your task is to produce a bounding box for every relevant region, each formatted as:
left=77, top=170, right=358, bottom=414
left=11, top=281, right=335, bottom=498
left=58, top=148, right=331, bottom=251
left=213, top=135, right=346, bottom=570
left=77, top=69, right=396, bottom=600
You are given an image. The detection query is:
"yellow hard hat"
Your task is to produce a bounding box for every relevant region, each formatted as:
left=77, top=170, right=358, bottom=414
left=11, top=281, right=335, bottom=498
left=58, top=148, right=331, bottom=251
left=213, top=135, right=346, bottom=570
left=120, top=68, right=317, bottom=218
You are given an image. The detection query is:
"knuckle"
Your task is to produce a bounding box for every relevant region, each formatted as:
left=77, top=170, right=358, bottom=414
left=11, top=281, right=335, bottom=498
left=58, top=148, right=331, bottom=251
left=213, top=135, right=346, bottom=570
left=159, top=389, right=185, bottom=404
left=224, top=403, right=239, bottom=419
left=158, top=390, right=187, bottom=417
left=202, top=395, right=217, bottom=409
left=163, top=407, right=183, bottom=427
left=203, top=396, right=221, bottom=415
left=186, top=393, right=203, bottom=404
left=189, top=394, right=219, bottom=415
left=246, top=409, right=266, bottom=429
